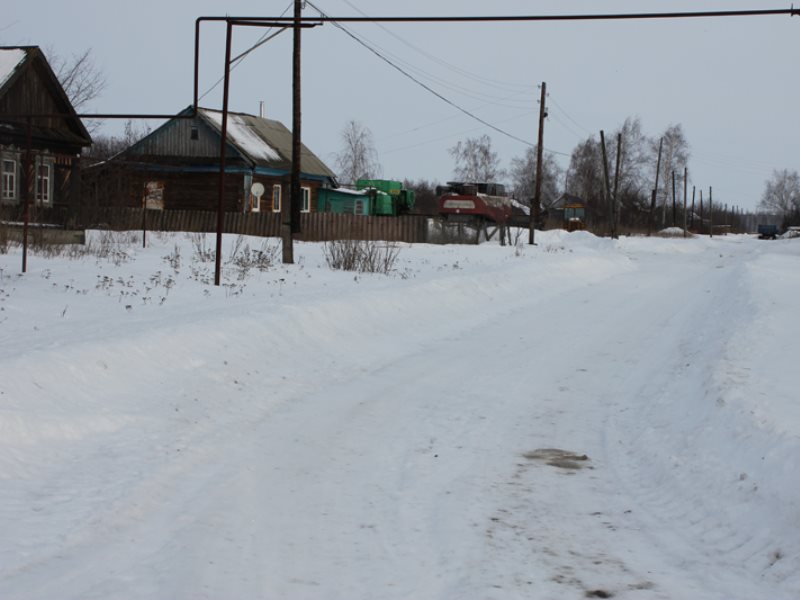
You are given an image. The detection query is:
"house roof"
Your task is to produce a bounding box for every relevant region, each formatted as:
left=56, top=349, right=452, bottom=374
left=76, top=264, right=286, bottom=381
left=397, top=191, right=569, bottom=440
left=197, top=108, right=336, bottom=180
left=0, top=46, right=92, bottom=146
left=552, top=193, right=586, bottom=209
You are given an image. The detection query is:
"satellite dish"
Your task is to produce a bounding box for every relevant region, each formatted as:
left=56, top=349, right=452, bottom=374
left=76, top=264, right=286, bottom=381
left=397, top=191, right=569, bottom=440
left=251, top=182, right=265, bottom=198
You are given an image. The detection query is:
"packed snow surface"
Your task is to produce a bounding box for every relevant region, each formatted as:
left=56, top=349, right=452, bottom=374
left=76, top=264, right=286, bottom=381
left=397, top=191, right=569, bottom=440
left=1, top=229, right=798, bottom=599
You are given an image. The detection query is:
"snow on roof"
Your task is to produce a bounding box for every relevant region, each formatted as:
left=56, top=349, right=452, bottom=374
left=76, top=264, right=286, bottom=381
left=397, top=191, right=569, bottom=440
left=201, top=109, right=281, bottom=163
left=0, top=48, right=26, bottom=89
left=333, top=187, right=369, bottom=196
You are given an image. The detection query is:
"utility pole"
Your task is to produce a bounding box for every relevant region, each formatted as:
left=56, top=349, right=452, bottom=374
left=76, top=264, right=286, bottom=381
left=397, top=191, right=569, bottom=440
left=530, top=81, right=546, bottom=245
left=683, top=166, right=688, bottom=238
left=285, top=0, right=303, bottom=264
left=612, top=133, right=622, bottom=239
left=699, top=189, right=704, bottom=234
left=671, top=170, right=676, bottom=227
left=599, top=130, right=613, bottom=237
left=709, top=186, right=713, bottom=238
left=648, top=137, right=663, bottom=236
left=690, top=185, right=696, bottom=232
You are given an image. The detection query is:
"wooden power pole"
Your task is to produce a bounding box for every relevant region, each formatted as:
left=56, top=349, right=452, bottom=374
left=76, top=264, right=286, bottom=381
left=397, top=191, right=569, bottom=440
left=285, top=0, right=303, bottom=264
left=683, top=166, right=688, bottom=238
left=709, top=186, right=713, bottom=238
left=648, top=138, right=663, bottom=236
left=599, top=130, right=613, bottom=237
left=529, top=81, right=546, bottom=246
left=612, top=133, right=622, bottom=239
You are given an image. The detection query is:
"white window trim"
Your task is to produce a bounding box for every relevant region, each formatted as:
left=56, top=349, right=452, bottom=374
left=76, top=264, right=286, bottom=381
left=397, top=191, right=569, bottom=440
left=301, top=186, right=311, bottom=213
left=35, top=161, right=52, bottom=204
left=272, top=184, right=282, bottom=213
left=1, top=158, right=17, bottom=201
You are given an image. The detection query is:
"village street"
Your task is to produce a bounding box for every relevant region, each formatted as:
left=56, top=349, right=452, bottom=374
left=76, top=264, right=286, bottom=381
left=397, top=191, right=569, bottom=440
left=0, top=232, right=797, bottom=599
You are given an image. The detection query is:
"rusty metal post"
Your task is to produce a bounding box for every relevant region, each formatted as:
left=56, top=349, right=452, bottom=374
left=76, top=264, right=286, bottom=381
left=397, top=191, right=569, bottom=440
left=22, top=117, right=32, bottom=274
left=214, top=20, right=233, bottom=286
left=194, top=19, right=201, bottom=111
left=142, top=182, right=147, bottom=248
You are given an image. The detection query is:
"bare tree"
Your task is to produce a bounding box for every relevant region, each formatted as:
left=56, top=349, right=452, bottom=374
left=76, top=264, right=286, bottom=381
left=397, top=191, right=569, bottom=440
left=449, top=134, right=505, bottom=182
left=758, top=169, right=800, bottom=221
left=48, top=48, right=106, bottom=111
left=509, top=145, right=563, bottom=209
left=610, top=117, right=649, bottom=205
left=650, top=124, right=690, bottom=225
left=84, top=119, right=152, bottom=162
left=402, top=178, right=440, bottom=215
left=334, top=120, right=381, bottom=185
left=566, top=135, right=604, bottom=208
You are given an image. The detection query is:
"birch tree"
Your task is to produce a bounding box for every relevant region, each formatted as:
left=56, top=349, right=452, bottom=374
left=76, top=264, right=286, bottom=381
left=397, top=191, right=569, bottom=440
left=334, top=120, right=382, bottom=185
left=449, top=135, right=505, bottom=182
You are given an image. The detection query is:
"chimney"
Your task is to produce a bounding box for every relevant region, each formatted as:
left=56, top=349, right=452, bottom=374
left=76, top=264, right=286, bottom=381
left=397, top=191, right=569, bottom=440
left=259, top=101, right=265, bottom=118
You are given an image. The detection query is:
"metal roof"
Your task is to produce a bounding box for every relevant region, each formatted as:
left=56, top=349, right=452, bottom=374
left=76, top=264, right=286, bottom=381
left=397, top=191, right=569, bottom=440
left=198, top=108, right=335, bottom=180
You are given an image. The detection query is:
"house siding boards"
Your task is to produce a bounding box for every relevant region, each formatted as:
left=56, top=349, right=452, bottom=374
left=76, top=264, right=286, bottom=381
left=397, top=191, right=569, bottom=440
left=0, top=47, right=91, bottom=209
left=85, top=107, right=333, bottom=214
left=131, top=115, right=238, bottom=160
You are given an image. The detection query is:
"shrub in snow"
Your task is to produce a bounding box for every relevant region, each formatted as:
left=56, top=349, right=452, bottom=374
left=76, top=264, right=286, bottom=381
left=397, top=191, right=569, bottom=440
left=227, top=236, right=280, bottom=280
left=323, top=239, right=400, bottom=274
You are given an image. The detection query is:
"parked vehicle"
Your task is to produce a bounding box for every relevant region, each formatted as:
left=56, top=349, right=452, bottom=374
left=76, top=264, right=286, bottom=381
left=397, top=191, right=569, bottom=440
left=437, top=182, right=515, bottom=224
left=564, top=203, right=586, bottom=232
left=318, top=179, right=415, bottom=216
left=757, top=224, right=778, bottom=239
left=356, top=179, right=415, bottom=216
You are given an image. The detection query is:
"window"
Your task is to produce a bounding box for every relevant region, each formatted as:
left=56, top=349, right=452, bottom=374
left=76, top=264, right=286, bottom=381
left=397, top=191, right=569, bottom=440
left=190, top=126, right=199, bottom=140
left=36, top=163, right=51, bottom=204
left=301, top=186, right=311, bottom=213
left=272, top=184, right=281, bottom=213
left=1, top=159, right=16, bottom=201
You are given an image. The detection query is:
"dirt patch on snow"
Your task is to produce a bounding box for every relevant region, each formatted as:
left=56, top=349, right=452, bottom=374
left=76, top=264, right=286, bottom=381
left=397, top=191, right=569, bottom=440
left=523, top=448, right=590, bottom=470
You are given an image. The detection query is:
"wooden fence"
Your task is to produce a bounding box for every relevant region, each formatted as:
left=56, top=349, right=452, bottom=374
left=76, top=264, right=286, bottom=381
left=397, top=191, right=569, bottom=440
left=1, top=206, right=434, bottom=244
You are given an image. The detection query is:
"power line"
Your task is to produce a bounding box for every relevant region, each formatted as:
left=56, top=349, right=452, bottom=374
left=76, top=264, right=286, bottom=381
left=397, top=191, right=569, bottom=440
left=334, top=0, right=535, bottom=94
left=212, top=8, right=798, bottom=23
left=306, top=0, right=536, bottom=147
left=198, top=2, right=293, bottom=102
left=315, top=2, right=536, bottom=108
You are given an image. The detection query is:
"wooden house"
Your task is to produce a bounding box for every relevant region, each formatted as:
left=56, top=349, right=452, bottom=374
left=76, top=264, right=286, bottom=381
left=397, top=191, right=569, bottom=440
left=0, top=46, right=92, bottom=211
left=84, top=107, right=337, bottom=213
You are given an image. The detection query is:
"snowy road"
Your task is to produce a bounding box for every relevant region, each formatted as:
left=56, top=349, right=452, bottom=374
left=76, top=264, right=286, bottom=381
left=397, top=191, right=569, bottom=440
left=1, top=232, right=798, bottom=599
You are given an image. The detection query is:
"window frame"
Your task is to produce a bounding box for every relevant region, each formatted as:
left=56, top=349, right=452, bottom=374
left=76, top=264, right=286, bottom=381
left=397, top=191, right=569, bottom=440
left=35, top=161, right=52, bottom=204
left=272, top=184, right=282, bottom=213
left=1, top=158, right=17, bottom=201
left=301, top=186, right=311, bottom=213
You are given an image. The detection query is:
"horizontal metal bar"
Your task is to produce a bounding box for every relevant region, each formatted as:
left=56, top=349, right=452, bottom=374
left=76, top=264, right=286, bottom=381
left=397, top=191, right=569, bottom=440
left=197, top=9, right=796, bottom=24
left=1, top=113, right=193, bottom=120
left=227, top=20, right=318, bottom=28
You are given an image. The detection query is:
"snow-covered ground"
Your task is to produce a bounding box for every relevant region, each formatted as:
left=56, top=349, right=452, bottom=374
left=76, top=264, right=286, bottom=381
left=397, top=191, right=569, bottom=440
left=0, top=229, right=798, bottom=599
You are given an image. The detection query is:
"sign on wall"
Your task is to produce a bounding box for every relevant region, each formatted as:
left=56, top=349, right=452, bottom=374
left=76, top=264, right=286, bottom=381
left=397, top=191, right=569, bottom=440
left=143, top=181, right=165, bottom=210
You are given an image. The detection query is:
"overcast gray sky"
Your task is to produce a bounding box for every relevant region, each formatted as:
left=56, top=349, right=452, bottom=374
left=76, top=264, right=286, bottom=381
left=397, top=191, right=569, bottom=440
left=3, top=1, right=797, bottom=210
